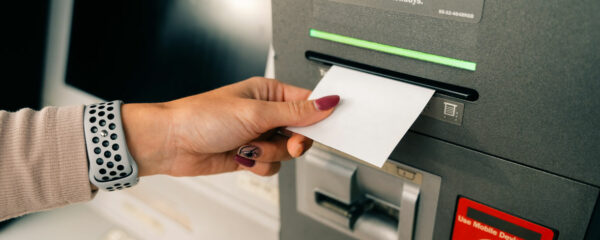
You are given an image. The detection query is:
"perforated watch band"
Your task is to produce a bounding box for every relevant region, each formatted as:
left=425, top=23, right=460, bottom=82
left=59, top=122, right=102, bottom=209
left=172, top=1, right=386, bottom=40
left=83, top=100, right=138, bottom=191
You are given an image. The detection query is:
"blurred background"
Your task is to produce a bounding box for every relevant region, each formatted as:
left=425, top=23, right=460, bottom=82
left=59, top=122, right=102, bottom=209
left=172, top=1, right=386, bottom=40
left=0, top=0, right=278, bottom=239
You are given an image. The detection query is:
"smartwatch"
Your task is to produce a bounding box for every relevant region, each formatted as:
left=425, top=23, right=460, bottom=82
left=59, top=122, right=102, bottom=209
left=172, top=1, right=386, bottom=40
left=83, top=100, right=138, bottom=191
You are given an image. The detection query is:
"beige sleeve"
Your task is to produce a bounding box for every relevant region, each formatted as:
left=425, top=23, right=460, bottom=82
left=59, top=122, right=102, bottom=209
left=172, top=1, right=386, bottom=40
left=0, top=105, right=96, bottom=221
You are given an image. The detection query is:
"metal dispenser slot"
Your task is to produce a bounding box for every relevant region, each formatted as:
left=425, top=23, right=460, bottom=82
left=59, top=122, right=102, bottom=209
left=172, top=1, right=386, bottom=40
left=297, top=145, right=441, bottom=240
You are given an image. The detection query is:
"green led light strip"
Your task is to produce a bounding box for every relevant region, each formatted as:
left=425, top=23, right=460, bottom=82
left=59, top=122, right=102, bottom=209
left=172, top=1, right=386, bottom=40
left=309, top=29, right=477, bottom=71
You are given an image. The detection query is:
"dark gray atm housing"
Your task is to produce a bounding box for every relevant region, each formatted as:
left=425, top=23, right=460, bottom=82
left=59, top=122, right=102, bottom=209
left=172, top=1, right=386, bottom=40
left=272, top=0, right=600, bottom=239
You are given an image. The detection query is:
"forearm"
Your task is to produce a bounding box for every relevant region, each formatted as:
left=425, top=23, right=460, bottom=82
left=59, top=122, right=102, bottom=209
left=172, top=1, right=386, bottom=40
left=0, top=105, right=95, bottom=221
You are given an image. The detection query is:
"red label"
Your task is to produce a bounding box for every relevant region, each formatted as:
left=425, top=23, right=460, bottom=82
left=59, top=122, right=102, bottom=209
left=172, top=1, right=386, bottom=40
left=452, top=197, right=555, bottom=240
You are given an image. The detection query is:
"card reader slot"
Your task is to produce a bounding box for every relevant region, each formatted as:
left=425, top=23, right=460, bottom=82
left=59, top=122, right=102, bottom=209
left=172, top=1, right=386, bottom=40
left=315, top=191, right=363, bottom=227
left=315, top=191, right=400, bottom=231
left=305, top=51, right=479, bottom=101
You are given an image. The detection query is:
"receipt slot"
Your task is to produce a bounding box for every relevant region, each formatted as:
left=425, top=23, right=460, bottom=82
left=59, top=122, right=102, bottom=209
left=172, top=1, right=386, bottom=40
left=297, top=144, right=441, bottom=240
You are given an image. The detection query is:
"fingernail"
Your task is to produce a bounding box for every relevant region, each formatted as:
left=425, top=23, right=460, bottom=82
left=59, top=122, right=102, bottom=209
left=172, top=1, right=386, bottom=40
left=238, top=145, right=261, bottom=159
left=235, top=145, right=260, bottom=167
left=314, top=95, right=340, bottom=111
left=235, top=155, right=256, bottom=167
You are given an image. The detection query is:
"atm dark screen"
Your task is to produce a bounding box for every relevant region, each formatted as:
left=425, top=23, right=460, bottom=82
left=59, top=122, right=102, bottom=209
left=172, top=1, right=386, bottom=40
left=65, top=0, right=271, bottom=102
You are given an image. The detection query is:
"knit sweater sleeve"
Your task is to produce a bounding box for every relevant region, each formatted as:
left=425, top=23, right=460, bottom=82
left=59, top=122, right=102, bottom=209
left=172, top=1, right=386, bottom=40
left=0, top=105, right=95, bottom=221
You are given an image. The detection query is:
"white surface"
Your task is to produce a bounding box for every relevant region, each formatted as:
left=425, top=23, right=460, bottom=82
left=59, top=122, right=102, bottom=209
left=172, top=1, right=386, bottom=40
left=0, top=203, right=138, bottom=240
left=90, top=175, right=278, bottom=240
left=289, top=66, right=435, bottom=167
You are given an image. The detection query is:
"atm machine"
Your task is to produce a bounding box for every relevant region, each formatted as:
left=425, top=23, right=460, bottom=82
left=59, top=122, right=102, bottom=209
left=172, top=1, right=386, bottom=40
left=272, top=0, right=600, bottom=239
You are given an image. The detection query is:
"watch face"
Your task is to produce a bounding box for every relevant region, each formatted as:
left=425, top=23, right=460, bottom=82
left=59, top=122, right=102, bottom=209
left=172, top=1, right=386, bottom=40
left=65, top=0, right=271, bottom=103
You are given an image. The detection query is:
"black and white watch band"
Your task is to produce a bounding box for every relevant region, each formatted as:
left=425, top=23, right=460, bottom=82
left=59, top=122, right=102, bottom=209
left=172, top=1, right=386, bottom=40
left=83, top=100, right=138, bottom=191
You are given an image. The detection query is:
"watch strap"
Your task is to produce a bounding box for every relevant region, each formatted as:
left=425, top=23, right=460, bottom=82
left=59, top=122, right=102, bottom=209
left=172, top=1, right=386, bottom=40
left=83, top=100, right=138, bottom=191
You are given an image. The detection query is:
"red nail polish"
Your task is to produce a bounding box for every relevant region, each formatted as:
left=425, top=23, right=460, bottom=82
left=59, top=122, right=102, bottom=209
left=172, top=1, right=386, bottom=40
left=235, top=155, right=256, bottom=167
left=314, top=95, right=340, bottom=111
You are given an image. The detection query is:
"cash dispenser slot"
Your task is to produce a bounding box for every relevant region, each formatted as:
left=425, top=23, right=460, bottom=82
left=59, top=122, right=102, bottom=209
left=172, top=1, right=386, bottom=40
left=296, top=145, right=441, bottom=240
left=305, top=51, right=479, bottom=101
left=314, top=191, right=403, bottom=230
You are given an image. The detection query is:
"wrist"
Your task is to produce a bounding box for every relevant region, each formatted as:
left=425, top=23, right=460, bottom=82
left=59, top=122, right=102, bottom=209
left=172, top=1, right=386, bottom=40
left=121, top=102, right=172, bottom=177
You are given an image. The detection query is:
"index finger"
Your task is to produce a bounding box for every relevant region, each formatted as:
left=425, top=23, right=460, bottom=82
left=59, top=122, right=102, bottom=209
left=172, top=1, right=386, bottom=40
left=280, top=82, right=312, bottom=101
left=237, top=77, right=312, bottom=102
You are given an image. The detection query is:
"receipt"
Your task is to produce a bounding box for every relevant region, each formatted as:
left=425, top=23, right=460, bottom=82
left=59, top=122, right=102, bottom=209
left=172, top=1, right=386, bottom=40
left=288, top=66, right=434, bottom=167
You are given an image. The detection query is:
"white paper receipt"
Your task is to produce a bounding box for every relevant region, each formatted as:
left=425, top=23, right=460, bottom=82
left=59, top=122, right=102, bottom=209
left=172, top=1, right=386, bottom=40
left=288, top=66, right=435, bottom=167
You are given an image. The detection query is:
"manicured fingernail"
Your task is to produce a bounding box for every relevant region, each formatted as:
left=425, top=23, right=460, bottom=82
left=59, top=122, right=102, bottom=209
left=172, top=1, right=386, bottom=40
left=235, top=155, right=256, bottom=167
left=235, top=145, right=260, bottom=167
left=314, top=95, right=340, bottom=111
left=238, top=145, right=261, bottom=159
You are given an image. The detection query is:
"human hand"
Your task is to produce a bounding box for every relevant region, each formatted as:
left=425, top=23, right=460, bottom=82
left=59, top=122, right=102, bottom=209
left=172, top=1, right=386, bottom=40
left=120, top=77, right=339, bottom=177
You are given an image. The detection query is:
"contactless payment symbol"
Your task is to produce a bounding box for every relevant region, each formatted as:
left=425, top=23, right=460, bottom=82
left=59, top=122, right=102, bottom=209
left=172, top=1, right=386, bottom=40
left=443, top=102, right=458, bottom=117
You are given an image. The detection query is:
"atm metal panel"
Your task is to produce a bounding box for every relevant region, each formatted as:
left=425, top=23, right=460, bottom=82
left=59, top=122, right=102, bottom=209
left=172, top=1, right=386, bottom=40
left=272, top=0, right=600, bottom=186
left=279, top=132, right=598, bottom=239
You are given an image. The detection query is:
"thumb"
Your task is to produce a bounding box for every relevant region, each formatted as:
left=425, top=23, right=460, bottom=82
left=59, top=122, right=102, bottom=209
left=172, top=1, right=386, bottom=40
left=265, top=95, right=340, bottom=128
